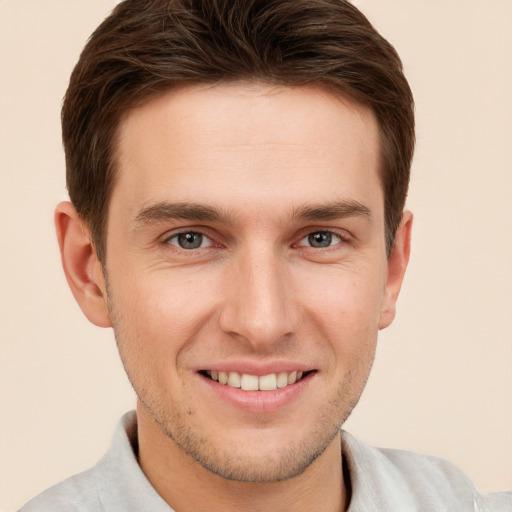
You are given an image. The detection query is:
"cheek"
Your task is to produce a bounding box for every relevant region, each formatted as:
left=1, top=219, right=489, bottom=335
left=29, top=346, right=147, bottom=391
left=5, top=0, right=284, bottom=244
left=111, top=269, right=219, bottom=355
left=296, top=266, right=383, bottom=366
left=298, top=265, right=385, bottom=326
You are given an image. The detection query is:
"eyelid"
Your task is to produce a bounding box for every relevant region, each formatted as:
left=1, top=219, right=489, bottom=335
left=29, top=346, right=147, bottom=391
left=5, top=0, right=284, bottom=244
left=295, top=228, right=352, bottom=248
left=162, top=228, right=216, bottom=249
left=159, top=226, right=352, bottom=251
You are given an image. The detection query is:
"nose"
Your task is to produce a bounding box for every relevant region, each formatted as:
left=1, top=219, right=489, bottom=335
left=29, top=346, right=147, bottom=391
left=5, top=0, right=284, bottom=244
left=218, top=243, right=301, bottom=349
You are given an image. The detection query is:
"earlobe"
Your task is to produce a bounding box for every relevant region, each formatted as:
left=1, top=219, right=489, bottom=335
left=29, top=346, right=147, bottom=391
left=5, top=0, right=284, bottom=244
left=55, top=201, right=111, bottom=328
left=378, top=210, right=413, bottom=330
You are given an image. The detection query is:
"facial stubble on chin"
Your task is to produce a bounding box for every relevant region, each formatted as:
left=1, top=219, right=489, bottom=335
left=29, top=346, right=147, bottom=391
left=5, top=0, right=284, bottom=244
left=133, top=376, right=362, bottom=483
left=104, top=276, right=373, bottom=483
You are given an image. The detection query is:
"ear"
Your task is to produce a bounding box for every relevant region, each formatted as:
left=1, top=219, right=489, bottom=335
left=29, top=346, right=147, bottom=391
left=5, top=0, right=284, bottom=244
left=55, top=201, right=111, bottom=328
left=378, top=210, right=413, bottom=330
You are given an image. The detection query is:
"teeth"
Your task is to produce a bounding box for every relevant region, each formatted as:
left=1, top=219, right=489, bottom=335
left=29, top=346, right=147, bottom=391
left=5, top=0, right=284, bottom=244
left=259, top=373, right=277, bottom=391
left=206, top=370, right=306, bottom=391
left=241, top=373, right=259, bottom=391
left=228, top=371, right=241, bottom=388
left=276, top=372, right=288, bottom=388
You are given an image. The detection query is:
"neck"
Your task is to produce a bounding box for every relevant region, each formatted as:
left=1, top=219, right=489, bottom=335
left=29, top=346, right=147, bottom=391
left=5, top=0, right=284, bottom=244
left=136, top=404, right=347, bottom=512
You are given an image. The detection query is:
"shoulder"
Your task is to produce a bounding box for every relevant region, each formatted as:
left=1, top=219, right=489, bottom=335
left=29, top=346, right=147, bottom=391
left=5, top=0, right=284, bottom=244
left=341, top=431, right=512, bottom=512
left=17, top=411, right=171, bottom=512
left=18, top=466, right=102, bottom=512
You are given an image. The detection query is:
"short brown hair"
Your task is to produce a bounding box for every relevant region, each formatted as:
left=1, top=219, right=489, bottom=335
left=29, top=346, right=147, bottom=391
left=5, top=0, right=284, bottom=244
left=62, top=0, right=414, bottom=262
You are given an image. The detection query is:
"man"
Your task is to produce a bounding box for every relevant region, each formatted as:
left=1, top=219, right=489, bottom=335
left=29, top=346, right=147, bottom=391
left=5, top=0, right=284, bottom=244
left=19, top=0, right=511, bottom=511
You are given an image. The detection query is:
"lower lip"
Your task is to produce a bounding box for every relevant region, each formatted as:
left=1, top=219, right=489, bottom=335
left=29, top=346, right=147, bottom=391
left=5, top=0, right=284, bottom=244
left=200, top=372, right=315, bottom=413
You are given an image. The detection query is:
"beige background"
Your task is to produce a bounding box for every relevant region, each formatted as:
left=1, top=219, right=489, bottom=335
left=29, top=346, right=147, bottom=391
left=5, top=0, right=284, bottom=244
left=1, top=0, right=511, bottom=509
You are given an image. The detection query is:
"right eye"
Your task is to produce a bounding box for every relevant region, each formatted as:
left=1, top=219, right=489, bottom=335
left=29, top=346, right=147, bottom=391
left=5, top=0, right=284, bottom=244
left=166, top=232, right=213, bottom=250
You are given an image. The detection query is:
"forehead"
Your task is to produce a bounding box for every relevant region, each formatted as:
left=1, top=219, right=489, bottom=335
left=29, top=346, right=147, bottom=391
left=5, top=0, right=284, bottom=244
left=112, top=83, right=382, bottom=222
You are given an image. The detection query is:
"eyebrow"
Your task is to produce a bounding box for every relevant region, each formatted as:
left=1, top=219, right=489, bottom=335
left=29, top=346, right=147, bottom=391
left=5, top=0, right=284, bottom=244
left=291, top=200, right=372, bottom=221
left=133, top=202, right=235, bottom=227
left=132, top=199, right=372, bottom=229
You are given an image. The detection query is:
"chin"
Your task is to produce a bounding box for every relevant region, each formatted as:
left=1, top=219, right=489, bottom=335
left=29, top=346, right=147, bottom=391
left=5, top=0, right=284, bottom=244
left=188, top=436, right=339, bottom=483
left=154, top=408, right=343, bottom=483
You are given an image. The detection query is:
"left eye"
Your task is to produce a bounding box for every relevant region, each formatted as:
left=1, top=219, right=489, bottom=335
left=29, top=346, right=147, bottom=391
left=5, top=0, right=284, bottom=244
left=299, top=231, right=343, bottom=248
left=167, top=232, right=212, bottom=250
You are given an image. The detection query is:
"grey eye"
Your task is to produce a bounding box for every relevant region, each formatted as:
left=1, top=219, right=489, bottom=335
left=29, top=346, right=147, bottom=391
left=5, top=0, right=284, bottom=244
left=169, top=232, right=210, bottom=250
left=299, top=231, right=342, bottom=248
left=308, top=232, right=333, bottom=248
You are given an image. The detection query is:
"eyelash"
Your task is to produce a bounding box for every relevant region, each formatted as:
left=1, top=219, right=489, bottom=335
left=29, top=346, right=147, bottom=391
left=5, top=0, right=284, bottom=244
left=163, top=228, right=351, bottom=252
left=165, top=231, right=214, bottom=251
left=295, top=229, right=350, bottom=249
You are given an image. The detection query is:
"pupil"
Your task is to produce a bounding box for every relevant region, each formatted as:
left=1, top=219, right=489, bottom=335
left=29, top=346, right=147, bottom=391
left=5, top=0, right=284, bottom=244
left=309, top=232, right=331, bottom=248
left=178, top=232, right=202, bottom=249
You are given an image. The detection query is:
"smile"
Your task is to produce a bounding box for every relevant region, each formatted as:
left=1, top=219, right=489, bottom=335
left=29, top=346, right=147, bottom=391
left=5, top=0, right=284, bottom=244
left=203, top=370, right=306, bottom=391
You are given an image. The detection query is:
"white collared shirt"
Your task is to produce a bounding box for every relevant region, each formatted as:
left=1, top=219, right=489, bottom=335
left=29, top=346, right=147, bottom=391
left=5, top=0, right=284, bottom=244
left=20, top=411, right=511, bottom=512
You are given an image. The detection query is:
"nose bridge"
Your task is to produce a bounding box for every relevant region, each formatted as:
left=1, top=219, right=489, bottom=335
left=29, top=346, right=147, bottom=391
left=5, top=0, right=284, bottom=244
left=219, top=240, right=298, bottom=346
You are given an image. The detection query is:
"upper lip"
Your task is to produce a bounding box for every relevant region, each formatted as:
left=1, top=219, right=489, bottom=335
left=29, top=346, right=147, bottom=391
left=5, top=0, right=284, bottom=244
left=196, top=360, right=314, bottom=375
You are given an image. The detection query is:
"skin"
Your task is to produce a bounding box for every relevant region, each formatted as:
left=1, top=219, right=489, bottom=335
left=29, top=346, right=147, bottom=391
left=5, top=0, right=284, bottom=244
left=56, top=83, right=412, bottom=512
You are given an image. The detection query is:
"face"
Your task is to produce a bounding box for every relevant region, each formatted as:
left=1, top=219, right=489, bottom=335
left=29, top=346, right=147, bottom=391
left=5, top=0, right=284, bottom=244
left=99, top=84, right=404, bottom=482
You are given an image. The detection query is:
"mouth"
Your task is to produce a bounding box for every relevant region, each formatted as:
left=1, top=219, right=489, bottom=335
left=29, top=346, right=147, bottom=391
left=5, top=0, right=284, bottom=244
left=200, top=370, right=312, bottom=391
